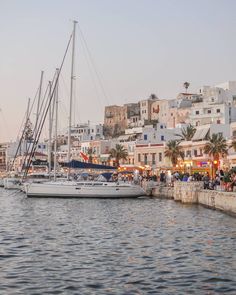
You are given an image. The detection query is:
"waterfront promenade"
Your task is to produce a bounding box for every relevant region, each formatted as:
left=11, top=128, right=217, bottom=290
left=152, top=181, right=236, bottom=216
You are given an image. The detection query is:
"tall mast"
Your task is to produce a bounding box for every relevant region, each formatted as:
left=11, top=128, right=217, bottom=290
left=53, top=69, right=60, bottom=181
left=67, top=20, right=77, bottom=166
left=35, top=70, right=44, bottom=135
left=21, top=98, right=31, bottom=158
left=24, top=97, right=31, bottom=151
left=48, top=81, right=52, bottom=175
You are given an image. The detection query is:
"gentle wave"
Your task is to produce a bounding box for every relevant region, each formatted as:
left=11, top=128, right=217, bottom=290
left=0, top=188, right=236, bottom=294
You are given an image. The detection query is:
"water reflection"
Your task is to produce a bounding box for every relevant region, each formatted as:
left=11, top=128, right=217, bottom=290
left=0, top=188, right=235, bottom=294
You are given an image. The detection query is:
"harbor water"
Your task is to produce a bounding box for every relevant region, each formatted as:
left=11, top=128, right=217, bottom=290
left=0, top=188, right=236, bottom=294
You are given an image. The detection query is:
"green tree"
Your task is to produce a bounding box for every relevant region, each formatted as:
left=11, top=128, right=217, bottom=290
left=178, top=124, right=196, bottom=141
left=164, top=140, right=184, bottom=167
left=24, top=119, right=34, bottom=141
left=109, top=144, right=128, bottom=167
left=204, top=133, right=228, bottom=174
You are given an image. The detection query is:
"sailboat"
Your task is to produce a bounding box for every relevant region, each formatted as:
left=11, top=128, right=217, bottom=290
left=24, top=21, right=146, bottom=198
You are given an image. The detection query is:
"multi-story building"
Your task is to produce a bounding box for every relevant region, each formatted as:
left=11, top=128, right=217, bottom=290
left=200, top=81, right=236, bottom=104
left=70, top=122, right=103, bottom=141
left=190, top=102, right=236, bottom=126
left=139, top=95, right=158, bottom=123
left=104, top=103, right=140, bottom=138
left=134, top=142, right=169, bottom=173
left=189, top=82, right=236, bottom=127
left=138, top=124, right=181, bottom=143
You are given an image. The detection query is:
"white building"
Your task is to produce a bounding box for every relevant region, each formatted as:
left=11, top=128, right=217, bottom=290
left=138, top=124, right=181, bottom=144
left=70, top=122, right=103, bottom=142
left=190, top=101, right=236, bottom=126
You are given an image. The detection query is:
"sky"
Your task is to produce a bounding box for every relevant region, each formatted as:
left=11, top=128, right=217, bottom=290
left=0, top=0, right=236, bottom=142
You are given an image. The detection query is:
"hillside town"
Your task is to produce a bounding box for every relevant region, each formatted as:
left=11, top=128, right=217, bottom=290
left=1, top=80, right=236, bottom=179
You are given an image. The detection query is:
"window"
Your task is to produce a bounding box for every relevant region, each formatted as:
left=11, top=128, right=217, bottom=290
left=217, top=109, right=220, bottom=113
left=207, top=110, right=211, bottom=114
left=161, top=135, right=164, bottom=141
left=194, top=150, right=197, bottom=156
left=159, top=153, right=162, bottom=162
left=144, top=154, right=148, bottom=165
left=196, top=111, right=199, bottom=115
left=152, top=153, right=156, bottom=165
left=160, top=125, right=163, bottom=129
left=144, top=134, right=148, bottom=140
left=138, top=154, right=141, bottom=162
left=217, top=119, right=221, bottom=124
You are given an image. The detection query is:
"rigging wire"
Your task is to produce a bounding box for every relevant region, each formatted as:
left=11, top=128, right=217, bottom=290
left=77, top=23, right=110, bottom=106
left=23, top=33, right=73, bottom=178
left=9, top=86, right=40, bottom=172
left=77, top=32, right=104, bottom=113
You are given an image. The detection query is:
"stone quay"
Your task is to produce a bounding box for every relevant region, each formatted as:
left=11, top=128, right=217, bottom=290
left=152, top=182, right=236, bottom=217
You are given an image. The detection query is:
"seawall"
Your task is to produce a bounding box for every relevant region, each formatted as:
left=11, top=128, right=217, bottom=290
left=152, top=182, right=236, bottom=217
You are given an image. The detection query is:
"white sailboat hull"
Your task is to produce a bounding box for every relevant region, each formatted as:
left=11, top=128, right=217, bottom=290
left=24, top=181, right=146, bottom=198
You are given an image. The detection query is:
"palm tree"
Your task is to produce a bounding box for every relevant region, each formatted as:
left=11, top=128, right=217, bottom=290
left=109, top=144, right=128, bottom=167
left=164, top=140, right=184, bottom=167
left=183, top=82, right=190, bottom=93
left=230, top=140, right=236, bottom=151
left=87, top=148, right=94, bottom=163
left=178, top=124, right=196, bottom=141
left=204, top=133, right=228, bottom=174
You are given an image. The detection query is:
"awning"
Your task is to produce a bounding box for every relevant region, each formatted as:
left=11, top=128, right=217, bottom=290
left=192, top=127, right=209, bottom=141
left=60, top=160, right=116, bottom=170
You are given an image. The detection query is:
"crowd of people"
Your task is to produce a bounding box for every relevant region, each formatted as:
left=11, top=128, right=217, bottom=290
left=155, top=168, right=236, bottom=192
